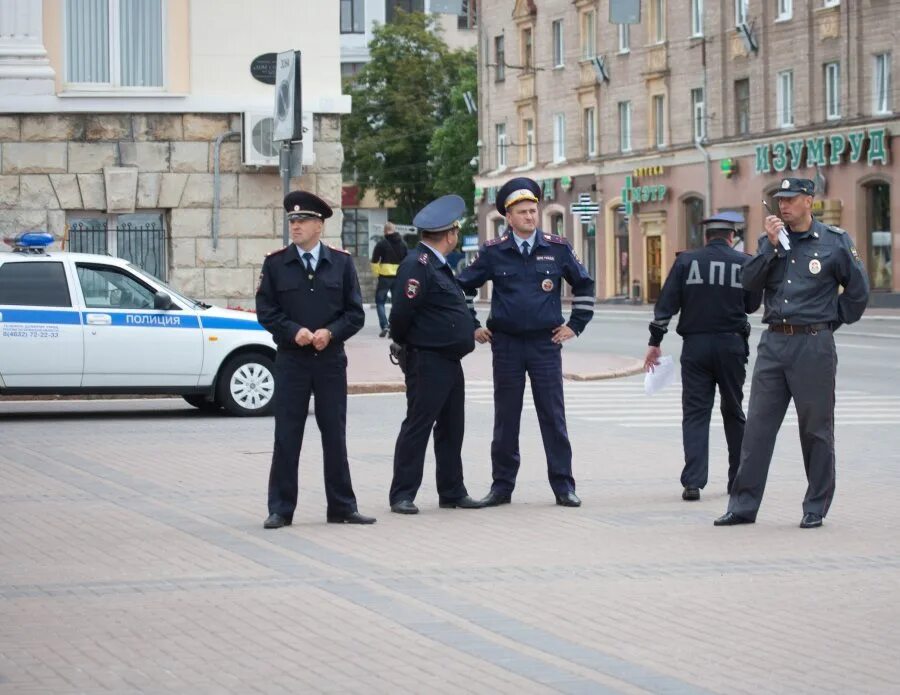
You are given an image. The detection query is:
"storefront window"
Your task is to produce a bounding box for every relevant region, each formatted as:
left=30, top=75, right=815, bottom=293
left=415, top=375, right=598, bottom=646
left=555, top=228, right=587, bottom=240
left=866, top=182, right=892, bottom=290
left=341, top=209, right=369, bottom=257
left=614, top=206, right=630, bottom=296
left=683, top=196, right=705, bottom=249
left=581, top=221, right=596, bottom=282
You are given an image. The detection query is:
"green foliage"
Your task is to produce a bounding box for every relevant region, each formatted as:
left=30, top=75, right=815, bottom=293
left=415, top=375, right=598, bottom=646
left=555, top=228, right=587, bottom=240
left=342, top=12, right=477, bottom=225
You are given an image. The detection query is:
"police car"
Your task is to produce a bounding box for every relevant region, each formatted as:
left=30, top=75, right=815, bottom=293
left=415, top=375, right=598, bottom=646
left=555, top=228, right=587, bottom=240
left=0, top=233, right=276, bottom=416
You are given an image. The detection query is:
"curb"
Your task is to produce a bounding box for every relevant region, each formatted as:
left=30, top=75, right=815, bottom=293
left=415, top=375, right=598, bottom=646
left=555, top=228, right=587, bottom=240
left=563, top=360, right=645, bottom=381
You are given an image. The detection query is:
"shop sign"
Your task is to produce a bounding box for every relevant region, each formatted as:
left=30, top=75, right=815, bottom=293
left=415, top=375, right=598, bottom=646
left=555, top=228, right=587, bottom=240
left=632, top=165, right=665, bottom=177
left=754, top=127, right=890, bottom=174
left=539, top=178, right=557, bottom=200
left=621, top=175, right=667, bottom=216
left=559, top=175, right=573, bottom=192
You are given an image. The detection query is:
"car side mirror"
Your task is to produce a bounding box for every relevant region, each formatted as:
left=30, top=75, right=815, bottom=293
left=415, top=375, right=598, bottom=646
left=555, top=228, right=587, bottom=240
left=153, top=291, right=174, bottom=310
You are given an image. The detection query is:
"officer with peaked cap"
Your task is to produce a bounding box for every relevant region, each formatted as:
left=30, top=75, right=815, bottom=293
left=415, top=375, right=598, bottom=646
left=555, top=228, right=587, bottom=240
left=644, top=213, right=762, bottom=502
left=457, top=177, right=595, bottom=508
left=715, top=177, right=869, bottom=529
left=387, top=195, right=484, bottom=514
left=256, top=190, right=376, bottom=528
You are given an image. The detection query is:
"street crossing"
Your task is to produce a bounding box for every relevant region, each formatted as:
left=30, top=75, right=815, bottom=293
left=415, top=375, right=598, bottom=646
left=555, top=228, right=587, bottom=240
left=464, top=378, right=900, bottom=428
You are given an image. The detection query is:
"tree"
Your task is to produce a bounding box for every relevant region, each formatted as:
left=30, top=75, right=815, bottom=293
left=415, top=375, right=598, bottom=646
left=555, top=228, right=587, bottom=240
left=342, top=12, right=477, bottom=224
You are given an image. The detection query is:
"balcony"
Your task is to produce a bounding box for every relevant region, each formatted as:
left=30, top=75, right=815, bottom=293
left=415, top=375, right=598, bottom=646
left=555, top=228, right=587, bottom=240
left=645, top=44, right=668, bottom=78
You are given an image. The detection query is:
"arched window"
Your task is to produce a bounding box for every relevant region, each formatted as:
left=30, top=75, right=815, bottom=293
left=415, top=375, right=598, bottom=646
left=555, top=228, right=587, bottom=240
left=550, top=212, right=564, bottom=236
left=683, top=196, right=705, bottom=249
left=865, top=181, right=892, bottom=291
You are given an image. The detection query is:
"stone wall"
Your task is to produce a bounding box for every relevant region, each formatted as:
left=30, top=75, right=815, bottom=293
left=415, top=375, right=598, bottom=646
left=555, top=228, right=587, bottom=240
left=0, top=112, right=344, bottom=308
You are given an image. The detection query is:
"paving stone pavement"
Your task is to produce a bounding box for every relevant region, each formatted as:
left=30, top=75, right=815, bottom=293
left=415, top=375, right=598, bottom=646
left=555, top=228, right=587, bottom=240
left=1, top=378, right=899, bottom=694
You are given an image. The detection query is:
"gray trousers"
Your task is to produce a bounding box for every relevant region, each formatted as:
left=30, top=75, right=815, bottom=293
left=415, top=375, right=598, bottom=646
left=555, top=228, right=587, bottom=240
left=727, top=329, right=837, bottom=520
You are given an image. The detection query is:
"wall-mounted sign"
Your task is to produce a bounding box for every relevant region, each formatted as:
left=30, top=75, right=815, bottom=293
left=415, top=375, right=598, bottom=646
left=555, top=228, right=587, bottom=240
left=570, top=193, right=600, bottom=222
left=250, top=53, right=277, bottom=85
left=540, top=178, right=556, bottom=200
left=621, top=175, right=667, bottom=216
left=754, top=126, right=890, bottom=174
left=632, top=165, right=665, bottom=177
left=720, top=158, right=737, bottom=178
left=559, top=176, right=573, bottom=192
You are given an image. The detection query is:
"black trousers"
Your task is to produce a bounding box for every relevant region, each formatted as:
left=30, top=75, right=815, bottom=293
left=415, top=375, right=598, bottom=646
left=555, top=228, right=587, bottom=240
left=389, top=349, right=468, bottom=504
left=267, top=348, right=357, bottom=519
left=680, top=333, right=748, bottom=490
left=728, top=329, right=838, bottom=520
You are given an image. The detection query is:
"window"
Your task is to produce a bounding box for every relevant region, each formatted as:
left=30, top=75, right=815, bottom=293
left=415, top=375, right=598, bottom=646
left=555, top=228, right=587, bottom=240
left=553, top=113, right=566, bottom=162
left=684, top=197, right=705, bottom=249
left=866, top=182, right=892, bottom=290
left=618, top=23, right=630, bottom=53
left=825, top=62, right=841, bottom=120
left=524, top=119, right=535, bottom=166
left=550, top=213, right=564, bottom=237
left=494, top=36, right=505, bottom=81
left=653, top=95, right=666, bottom=148
left=735, top=0, right=748, bottom=26
left=522, top=28, right=533, bottom=70
left=76, top=264, right=157, bottom=310
left=777, top=70, right=794, bottom=127
left=552, top=20, right=565, bottom=67
left=691, top=88, right=706, bottom=142
left=386, top=0, right=424, bottom=23
left=874, top=53, right=892, bottom=114
left=341, top=62, right=365, bottom=80
left=691, top=0, right=704, bottom=37
left=735, top=78, right=750, bottom=135
left=618, top=101, right=632, bottom=152
left=340, top=0, right=365, bottom=33
left=823, top=0, right=839, bottom=7
left=583, top=107, right=597, bottom=157
left=776, top=0, right=792, bottom=21
left=65, top=0, right=163, bottom=88
left=581, top=11, right=596, bottom=60
left=458, top=0, right=474, bottom=29
left=496, top=123, right=508, bottom=168
left=68, top=213, right=166, bottom=279
left=341, top=209, right=369, bottom=257
left=492, top=217, right=506, bottom=237
left=614, top=207, right=630, bottom=296
left=652, top=0, right=666, bottom=43
left=0, top=262, right=71, bottom=307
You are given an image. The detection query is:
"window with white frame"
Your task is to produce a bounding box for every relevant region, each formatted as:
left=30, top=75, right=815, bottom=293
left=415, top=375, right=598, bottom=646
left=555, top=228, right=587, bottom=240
left=691, top=88, right=706, bottom=142
left=496, top=123, right=507, bottom=168
left=65, top=0, right=164, bottom=88
left=776, top=0, right=792, bottom=21
left=340, top=0, right=365, bottom=33
left=735, top=78, right=750, bottom=135
left=690, top=0, right=704, bottom=37
left=652, top=0, right=666, bottom=43
left=494, top=35, right=505, bottom=81
left=735, top=0, right=748, bottom=26
left=581, top=11, right=596, bottom=60
left=874, top=53, right=892, bottom=114
left=777, top=69, right=794, bottom=127
left=618, top=101, right=632, bottom=152
left=583, top=107, right=597, bottom=157
left=553, top=113, right=566, bottom=162
left=653, top=95, right=666, bottom=148
left=618, top=23, right=630, bottom=52
left=552, top=20, right=565, bottom=67
left=524, top=119, right=535, bottom=166
left=825, top=62, right=841, bottom=120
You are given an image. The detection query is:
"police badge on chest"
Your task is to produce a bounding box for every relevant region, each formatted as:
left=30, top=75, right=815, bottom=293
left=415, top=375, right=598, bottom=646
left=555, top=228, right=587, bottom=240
left=809, top=259, right=822, bottom=275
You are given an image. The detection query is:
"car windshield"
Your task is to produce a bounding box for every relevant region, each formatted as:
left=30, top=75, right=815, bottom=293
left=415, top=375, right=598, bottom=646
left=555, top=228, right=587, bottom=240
left=127, top=264, right=208, bottom=309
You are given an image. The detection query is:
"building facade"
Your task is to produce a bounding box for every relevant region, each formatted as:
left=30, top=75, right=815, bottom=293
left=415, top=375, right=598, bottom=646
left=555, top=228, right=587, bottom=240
left=474, top=0, right=899, bottom=304
left=0, top=0, right=349, bottom=309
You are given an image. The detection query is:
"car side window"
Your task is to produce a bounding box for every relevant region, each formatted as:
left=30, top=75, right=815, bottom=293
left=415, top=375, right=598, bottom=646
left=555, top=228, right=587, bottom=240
left=76, top=264, right=156, bottom=310
left=0, top=262, right=72, bottom=307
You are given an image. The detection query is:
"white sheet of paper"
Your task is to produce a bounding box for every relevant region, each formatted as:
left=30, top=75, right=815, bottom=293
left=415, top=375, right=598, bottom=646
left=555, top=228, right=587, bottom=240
left=644, top=355, right=676, bottom=396
left=778, top=228, right=791, bottom=251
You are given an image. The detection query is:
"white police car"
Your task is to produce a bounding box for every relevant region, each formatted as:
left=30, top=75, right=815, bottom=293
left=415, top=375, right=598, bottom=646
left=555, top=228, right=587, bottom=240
left=0, top=233, right=276, bottom=416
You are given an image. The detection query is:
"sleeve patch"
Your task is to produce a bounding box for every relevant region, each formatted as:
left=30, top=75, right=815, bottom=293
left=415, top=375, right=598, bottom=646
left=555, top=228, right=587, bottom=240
left=850, top=245, right=861, bottom=262
left=405, top=278, right=421, bottom=298
left=484, top=237, right=504, bottom=247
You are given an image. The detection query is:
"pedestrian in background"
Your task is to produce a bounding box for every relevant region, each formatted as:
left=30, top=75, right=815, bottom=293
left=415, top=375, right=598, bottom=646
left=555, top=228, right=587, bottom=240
left=371, top=222, right=407, bottom=337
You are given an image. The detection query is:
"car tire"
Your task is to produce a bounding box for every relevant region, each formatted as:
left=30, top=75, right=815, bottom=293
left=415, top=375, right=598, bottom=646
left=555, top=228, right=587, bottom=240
left=216, top=352, right=275, bottom=416
left=182, top=394, right=221, bottom=412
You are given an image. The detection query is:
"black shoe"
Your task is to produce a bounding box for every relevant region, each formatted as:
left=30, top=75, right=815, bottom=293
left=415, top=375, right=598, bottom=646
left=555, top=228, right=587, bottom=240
left=682, top=487, right=700, bottom=501
left=327, top=511, right=377, bottom=524
left=390, top=500, right=419, bottom=515
left=480, top=491, right=511, bottom=507
left=800, top=512, right=823, bottom=529
left=263, top=513, right=291, bottom=529
left=379, top=328, right=389, bottom=338
left=713, top=511, right=754, bottom=526
left=439, top=495, right=485, bottom=509
left=555, top=491, right=582, bottom=507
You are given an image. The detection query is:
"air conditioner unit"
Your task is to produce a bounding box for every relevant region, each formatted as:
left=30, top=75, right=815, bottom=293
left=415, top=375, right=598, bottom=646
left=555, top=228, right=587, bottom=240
left=242, top=112, right=316, bottom=167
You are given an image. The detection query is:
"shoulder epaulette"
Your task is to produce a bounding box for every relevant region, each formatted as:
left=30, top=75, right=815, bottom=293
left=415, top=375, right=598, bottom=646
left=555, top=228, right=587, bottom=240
left=328, top=244, right=351, bottom=255
left=544, top=233, right=569, bottom=245
left=418, top=252, right=429, bottom=265
left=265, top=246, right=289, bottom=257
left=825, top=225, right=846, bottom=235
left=484, top=236, right=505, bottom=247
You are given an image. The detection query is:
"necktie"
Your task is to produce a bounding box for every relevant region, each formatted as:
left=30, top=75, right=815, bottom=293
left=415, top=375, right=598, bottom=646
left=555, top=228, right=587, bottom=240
left=521, top=240, right=530, bottom=257
left=303, top=252, right=314, bottom=277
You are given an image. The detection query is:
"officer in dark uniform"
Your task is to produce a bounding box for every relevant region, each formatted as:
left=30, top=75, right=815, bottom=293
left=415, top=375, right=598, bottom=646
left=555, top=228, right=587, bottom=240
left=388, top=195, right=484, bottom=514
left=644, top=214, right=763, bottom=502
left=715, top=178, right=869, bottom=529
left=457, top=177, right=595, bottom=508
left=256, top=191, right=376, bottom=528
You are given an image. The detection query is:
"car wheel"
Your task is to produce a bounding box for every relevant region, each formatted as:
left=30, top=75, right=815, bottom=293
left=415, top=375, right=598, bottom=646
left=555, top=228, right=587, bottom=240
left=182, top=394, right=221, bottom=412
left=216, top=352, right=275, bottom=416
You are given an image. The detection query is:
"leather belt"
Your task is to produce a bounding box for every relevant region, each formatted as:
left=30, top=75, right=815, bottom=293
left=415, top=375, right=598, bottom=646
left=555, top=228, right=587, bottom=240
left=769, top=323, right=831, bottom=336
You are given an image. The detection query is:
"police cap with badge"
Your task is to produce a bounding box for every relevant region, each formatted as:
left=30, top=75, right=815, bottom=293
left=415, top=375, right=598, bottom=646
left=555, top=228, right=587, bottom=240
left=414, top=194, right=465, bottom=234
left=702, top=211, right=744, bottom=235
left=495, top=177, right=543, bottom=215
left=284, top=191, right=333, bottom=221
left=773, top=177, right=815, bottom=198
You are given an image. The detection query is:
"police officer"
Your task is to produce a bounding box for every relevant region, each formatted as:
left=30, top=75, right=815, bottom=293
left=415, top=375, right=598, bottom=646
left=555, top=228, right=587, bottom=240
left=643, top=214, right=762, bottom=502
left=457, top=177, right=595, bottom=507
left=715, top=178, right=869, bottom=529
left=388, top=195, right=484, bottom=514
left=256, top=191, right=376, bottom=528
left=371, top=222, right=408, bottom=337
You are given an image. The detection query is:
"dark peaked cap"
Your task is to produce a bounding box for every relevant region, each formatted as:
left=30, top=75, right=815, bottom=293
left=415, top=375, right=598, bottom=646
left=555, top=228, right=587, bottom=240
left=284, top=191, right=333, bottom=220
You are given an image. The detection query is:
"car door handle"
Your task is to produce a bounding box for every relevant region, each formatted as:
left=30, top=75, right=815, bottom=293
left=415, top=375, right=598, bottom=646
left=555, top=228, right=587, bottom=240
left=85, top=313, right=112, bottom=325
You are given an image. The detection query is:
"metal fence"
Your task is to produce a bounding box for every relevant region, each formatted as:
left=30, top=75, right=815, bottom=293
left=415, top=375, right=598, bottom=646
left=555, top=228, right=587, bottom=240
left=68, top=221, right=166, bottom=280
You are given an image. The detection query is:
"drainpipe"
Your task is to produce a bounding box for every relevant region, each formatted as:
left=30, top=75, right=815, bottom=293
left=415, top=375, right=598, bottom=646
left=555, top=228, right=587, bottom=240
left=696, top=139, right=712, bottom=218
left=696, top=34, right=712, bottom=217
left=212, top=130, right=241, bottom=250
